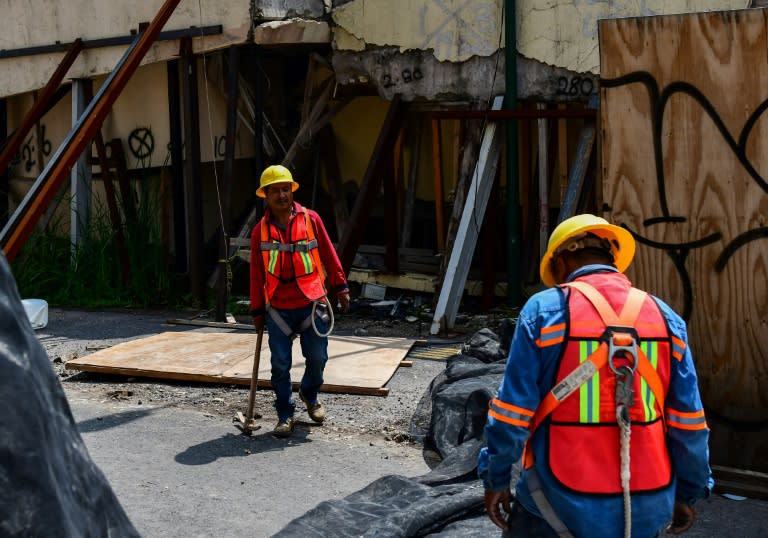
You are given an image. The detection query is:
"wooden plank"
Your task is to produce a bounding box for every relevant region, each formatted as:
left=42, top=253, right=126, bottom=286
left=431, top=117, right=445, bottom=253
left=179, top=35, right=205, bottom=304
left=337, top=95, right=408, bottom=274
left=437, top=113, right=482, bottom=289
left=166, top=318, right=254, bottom=331
left=383, top=131, right=400, bottom=273
left=712, top=465, right=768, bottom=500
left=557, top=122, right=596, bottom=224
left=599, top=10, right=768, bottom=426
left=536, top=103, right=549, bottom=260
left=482, top=167, right=500, bottom=309
left=430, top=95, right=504, bottom=334
left=318, top=124, right=350, bottom=239
left=282, top=77, right=333, bottom=166
left=557, top=104, right=569, bottom=205
left=450, top=119, right=462, bottom=195
left=83, top=81, right=131, bottom=286
left=65, top=332, right=414, bottom=397
left=300, top=54, right=317, bottom=125
left=401, top=118, right=423, bottom=248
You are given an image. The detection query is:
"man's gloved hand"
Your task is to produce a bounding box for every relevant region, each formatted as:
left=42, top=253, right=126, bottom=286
left=337, top=292, right=350, bottom=313
left=666, top=502, right=696, bottom=535
left=484, top=489, right=512, bottom=532
left=253, top=315, right=265, bottom=331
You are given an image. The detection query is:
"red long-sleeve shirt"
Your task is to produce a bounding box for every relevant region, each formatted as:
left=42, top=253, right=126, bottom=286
left=249, top=202, right=348, bottom=316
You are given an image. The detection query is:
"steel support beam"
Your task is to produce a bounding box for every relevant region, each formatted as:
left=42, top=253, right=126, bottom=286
left=167, top=59, right=187, bottom=273
left=0, top=0, right=182, bottom=262
left=432, top=108, right=597, bottom=120
left=0, top=25, right=221, bottom=60
left=70, top=79, right=91, bottom=257
left=179, top=36, right=205, bottom=305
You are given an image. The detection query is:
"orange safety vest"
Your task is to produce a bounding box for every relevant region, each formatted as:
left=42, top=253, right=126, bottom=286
left=259, top=208, right=327, bottom=304
left=526, top=275, right=673, bottom=494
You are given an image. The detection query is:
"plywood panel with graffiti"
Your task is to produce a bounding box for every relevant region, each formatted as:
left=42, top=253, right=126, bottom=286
left=599, top=9, right=768, bottom=430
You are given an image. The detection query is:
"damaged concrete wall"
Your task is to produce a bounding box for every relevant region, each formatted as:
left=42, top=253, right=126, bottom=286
left=252, top=0, right=329, bottom=19
left=0, top=0, right=252, bottom=99
left=332, top=0, right=502, bottom=62
left=331, top=0, right=749, bottom=102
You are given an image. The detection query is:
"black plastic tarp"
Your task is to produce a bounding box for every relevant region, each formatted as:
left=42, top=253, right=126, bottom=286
left=0, top=254, right=139, bottom=537
left=276, top=322, right=517, bottom=537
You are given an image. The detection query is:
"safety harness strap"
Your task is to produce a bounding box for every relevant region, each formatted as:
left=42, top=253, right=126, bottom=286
left=527, top=469, right=574, bottom=538
left=268, top=307, right=295, bottom=338
left=268, top=303, right=331, bottom=338
left=565, top=280, right=646, bottom=326
left=260, top=239, right=318, bottom=252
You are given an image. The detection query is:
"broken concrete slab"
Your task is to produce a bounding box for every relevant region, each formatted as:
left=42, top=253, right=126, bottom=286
left=254, top=18, right=331, bottom=45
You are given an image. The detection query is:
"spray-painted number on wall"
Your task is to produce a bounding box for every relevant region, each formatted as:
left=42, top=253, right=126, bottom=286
left=381, top=68, right=424, bottom=89
left=555, top=76, right=595, bottom=97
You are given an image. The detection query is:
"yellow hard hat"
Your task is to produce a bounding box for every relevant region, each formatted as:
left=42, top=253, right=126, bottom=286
left=539, top=214, right=635, bottom=287
left=256, top=165, right=299, bottom=198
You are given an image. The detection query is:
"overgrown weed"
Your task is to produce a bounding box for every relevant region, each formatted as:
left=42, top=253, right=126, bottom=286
left=11, top=173, right=185, bottom=309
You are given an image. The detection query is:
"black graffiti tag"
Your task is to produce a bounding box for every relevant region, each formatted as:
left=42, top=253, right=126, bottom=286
left=601, top=72, right=768, bottom=321
left=12, top=125, right=52, bottom=173
left=128, top=127, right=155, bottom=161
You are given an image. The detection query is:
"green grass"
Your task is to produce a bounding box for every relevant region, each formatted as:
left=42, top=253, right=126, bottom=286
left=11, top=174, right=185, bottom=309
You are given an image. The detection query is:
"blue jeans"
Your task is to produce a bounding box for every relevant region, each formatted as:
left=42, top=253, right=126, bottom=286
left=266, top=304, right=329, bottom=421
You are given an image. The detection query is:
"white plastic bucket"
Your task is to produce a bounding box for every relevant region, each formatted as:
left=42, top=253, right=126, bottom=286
left=22, top=299, right=48, bottom=329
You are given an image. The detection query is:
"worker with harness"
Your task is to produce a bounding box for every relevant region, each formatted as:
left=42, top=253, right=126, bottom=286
left=249, top=165, right=350, bottom=438
left=478, top=214, right=713, bottom=537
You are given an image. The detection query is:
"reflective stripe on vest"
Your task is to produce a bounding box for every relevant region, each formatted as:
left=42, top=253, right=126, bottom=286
left=259, top=207, right=327, bottom=303
left=578, top=340, right=600, bottom=423
left=640, top=341, right=659, bottom=422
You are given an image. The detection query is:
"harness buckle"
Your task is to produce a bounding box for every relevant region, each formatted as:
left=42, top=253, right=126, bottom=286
left=603, top=326, right=639, bottom=375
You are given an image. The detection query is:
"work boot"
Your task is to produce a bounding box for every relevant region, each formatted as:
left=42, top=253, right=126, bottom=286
left=272, top=417, right=295, bottom=438
left=299, top=390, right=326, bottom=423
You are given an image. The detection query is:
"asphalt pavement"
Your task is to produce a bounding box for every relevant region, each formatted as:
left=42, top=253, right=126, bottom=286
left=41, top=307, right=768, bottom=538
left=67, top=394, right=431, bottom=538
left=66, top=387, right=768, bottom=538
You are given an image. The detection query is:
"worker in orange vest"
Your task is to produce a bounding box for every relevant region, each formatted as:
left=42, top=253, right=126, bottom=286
left=250, top=165, right=350, bottom=438
left=478, top=214, right=712, bottom=537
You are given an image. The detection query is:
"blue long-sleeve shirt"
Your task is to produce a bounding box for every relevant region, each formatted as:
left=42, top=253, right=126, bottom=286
left=477, top=265, right=713, bottom=538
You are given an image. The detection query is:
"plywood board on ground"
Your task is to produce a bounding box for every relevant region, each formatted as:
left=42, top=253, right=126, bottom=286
left=66, top=332, right=415, bottom=396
